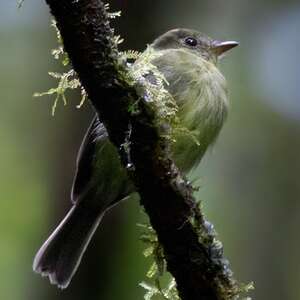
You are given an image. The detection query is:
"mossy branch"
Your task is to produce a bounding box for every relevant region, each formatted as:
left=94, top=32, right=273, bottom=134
left=43, top=1, right=250, bottom=299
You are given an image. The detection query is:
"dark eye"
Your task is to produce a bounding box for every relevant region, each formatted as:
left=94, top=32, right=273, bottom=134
left=184, top=37, right=198, bottom=47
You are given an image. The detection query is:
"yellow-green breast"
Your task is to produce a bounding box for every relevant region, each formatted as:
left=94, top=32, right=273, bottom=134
left=151, top=48, right=229, bottom=172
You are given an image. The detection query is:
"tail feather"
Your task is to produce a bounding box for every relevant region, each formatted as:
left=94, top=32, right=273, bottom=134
left=33, top=202, right=104, bottom=289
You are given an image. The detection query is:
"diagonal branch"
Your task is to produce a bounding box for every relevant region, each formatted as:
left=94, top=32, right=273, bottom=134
left=43, top=1, right=242, bottom=299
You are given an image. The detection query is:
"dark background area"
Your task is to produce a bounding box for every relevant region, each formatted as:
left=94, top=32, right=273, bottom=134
left=1, top=0, right=300, bottom=299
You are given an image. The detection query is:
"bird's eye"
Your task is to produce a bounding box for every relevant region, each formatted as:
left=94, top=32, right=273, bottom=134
left=184, top=37, right=198, bottom=47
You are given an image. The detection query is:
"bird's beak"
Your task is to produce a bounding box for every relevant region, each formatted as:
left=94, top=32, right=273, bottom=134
left=211, top=40, right=239, bottom=57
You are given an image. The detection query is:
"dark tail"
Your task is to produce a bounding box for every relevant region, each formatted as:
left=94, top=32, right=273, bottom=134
left=33, top=202, right=104, bottom=289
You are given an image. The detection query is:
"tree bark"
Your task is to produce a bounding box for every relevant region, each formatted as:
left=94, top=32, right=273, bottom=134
left=43, top=1, right=240, bottom=299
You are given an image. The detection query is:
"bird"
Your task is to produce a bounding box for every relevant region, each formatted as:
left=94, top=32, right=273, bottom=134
left=33, top=28, right=238, bottom=289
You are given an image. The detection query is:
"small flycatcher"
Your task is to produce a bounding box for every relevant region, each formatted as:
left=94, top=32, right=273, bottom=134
left=33, top=28, right=238, bottom=288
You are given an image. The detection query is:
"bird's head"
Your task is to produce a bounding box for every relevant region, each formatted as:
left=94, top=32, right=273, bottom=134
left=152, top=28, right=238, bottom=63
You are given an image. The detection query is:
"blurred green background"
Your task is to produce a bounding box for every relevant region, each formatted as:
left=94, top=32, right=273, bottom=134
left=1, top=0, right=300, bottom=299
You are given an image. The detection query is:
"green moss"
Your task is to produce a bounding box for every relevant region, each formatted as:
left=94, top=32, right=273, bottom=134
left=188, top=205, right=254, bottom=300
left=138, top=221, right=180, bottom=300
left=33, top=20, right=87, bottom=115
